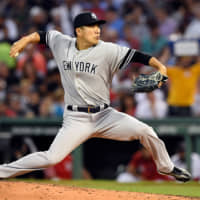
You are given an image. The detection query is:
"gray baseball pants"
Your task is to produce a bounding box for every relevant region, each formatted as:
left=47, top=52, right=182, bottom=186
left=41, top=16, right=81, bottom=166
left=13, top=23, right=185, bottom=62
left=0, top=107, right=174, bottom=178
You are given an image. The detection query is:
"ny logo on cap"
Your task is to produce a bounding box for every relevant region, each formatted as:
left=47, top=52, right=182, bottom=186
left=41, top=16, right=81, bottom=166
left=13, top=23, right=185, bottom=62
left=91, top=13, right=97, bottom=19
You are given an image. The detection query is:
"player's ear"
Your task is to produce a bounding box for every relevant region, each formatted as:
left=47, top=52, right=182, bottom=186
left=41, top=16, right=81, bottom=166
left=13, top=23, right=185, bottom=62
left=76, top=27, right=82, bottom=37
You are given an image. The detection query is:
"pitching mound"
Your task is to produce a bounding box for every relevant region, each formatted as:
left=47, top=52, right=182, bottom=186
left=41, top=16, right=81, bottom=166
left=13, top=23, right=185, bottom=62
left=0, top=181, right=199, bottom=200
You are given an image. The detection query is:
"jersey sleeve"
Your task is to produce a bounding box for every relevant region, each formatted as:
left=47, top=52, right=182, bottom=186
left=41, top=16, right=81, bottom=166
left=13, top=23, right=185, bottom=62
left=46, top=30, right=72, bottom=50
left=105, top=42, right=135, bottom=73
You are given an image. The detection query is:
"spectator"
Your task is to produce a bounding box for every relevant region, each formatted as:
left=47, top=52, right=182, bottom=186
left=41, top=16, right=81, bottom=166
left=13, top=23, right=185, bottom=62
left=44, top=154, right=73, bottom=180
left=0, top=99, right=15, bottom=117
left=105, top=6, right=124, bottom=38
left=29, top=6, right=47, bottom=31
left=141, top=19, right=168, bottom=57
left=167, top=56, right=200, bottom=116
left=123, top=24, right=142, bottom=69
left=59, top=0, right=82, bottom=36
left=154, top=6, right=178, bottom=38
left=27, top=0, right=57, bottom=11
left=7, top=94, right=26, bottom=117
left=170, top=2, right=189, bottom=30
left=135, top=90, right=168, bottom=119
left=47, top=7, right=62, bottom=32
left=52, top=88, right=64, bottom=117
left=98, top=0, right=119, bottom=11
left=125, top=4, right=149, bottom=41
left=39, top=96, right=53, bottom=117
left=117, top=146, right=171, bottom=182
left=0, top=79, right=6, bottom=101
left=47, top=67, right=61, bottom=94
left=0, top=13, right=18, bottom=42
left=171, top=142, right=200, bottom=181
left=19, top=79, right=33, bottom=109
left=103, top=28, right=129, bottom=47
left=17, top=43, right=47, bottom=77
left=27, top=90, right=40, bottom=116
left=184, top=1, right=200, bottom=38
left=89, top=0, right=106, bottom=20
left=119, top=92, right=136, bottom=116
left=123, top=23, right=140, bottom=50
left=0, top=62, right=9, bottom=99
left=7, top=0, right=30, bottom=35
left=20, top=61, right=44, bottom=91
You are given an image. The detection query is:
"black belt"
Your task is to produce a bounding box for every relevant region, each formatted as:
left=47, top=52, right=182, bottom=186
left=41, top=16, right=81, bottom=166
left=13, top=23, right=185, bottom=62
left=67, top=104, right=108, bottom=113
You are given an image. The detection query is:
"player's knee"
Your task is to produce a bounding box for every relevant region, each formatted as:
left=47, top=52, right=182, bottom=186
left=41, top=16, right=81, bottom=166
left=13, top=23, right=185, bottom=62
left=140, top=125, right=166, bottom=147
left=141, top=125, right=158, bottom=138
left=45, top=150, right=62, bottom=166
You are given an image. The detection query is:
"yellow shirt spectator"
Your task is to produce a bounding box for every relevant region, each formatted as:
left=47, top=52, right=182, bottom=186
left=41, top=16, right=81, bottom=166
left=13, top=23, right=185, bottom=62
left=167, top=62, right=200, bottom=106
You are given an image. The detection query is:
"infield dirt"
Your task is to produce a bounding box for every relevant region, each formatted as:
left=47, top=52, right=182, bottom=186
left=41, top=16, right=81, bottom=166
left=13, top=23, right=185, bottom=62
left=0, top=181, right=199, bottom=200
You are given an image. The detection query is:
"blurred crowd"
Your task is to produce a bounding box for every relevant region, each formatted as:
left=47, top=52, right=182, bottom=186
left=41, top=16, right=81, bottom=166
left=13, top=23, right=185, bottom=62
left=0, top=0, right=200, bottom=119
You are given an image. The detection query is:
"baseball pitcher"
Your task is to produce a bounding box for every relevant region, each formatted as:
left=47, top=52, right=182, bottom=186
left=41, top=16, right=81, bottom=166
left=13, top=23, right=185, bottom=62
left=1, top=12, right=191, bottom=182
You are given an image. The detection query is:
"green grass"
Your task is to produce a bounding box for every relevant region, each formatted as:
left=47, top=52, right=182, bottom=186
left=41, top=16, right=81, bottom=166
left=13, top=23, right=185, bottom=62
left=11, top=179, right=200, bottom=198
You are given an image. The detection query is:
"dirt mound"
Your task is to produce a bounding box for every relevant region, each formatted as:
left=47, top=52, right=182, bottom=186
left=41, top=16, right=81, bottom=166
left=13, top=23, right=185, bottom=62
left=0, top=181, right=199, bottom=200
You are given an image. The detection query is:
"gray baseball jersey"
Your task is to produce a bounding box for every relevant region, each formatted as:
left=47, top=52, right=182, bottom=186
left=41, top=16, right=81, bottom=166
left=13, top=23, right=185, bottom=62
left=47, top=30, right=135, bottom=106
left=0, top=30, right=175, bottom=179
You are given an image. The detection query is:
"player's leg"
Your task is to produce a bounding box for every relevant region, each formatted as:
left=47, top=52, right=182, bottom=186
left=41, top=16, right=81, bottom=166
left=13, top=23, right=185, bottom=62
left=0, top=111, right=93, bottom=178
left=94, top=107, right=174, bottom=173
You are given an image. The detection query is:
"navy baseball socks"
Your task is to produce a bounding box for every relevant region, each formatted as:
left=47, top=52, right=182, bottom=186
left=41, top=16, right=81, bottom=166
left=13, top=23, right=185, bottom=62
left=159, top=166, right=191, bottom=182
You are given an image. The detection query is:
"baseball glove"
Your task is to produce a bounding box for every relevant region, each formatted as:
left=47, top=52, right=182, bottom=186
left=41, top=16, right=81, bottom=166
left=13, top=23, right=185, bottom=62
left=131, top=71, right=168, bottom=93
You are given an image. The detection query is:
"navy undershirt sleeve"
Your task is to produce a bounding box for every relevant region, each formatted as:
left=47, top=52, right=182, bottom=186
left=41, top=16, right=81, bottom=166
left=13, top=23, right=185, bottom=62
left=37, top=31, right=46, bottom=44
left=131, top=50, right=152, bottom=65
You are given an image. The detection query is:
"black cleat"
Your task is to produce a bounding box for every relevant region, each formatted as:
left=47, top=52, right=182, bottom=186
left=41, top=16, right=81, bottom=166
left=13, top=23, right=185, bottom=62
left=159, top=166, right=191, bottom=182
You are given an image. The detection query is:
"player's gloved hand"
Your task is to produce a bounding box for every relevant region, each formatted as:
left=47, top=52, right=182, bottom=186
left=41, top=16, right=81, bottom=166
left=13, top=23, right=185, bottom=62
left=131, top=71, right=168, bottom=93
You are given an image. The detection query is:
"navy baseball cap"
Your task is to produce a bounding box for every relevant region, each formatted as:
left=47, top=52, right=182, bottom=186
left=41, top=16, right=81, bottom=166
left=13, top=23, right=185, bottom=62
left=73, top=12, right=106, bottom=29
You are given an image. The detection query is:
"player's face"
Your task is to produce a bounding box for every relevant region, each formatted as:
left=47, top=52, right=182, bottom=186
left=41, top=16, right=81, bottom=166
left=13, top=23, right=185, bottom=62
left=78, top=24, right=101, bottom=46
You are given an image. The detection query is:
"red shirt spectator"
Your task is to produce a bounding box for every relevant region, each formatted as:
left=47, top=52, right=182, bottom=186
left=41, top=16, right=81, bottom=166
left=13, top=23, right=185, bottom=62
left=89, top=0, right=106, bottom=20
left=17, top=44, right=46, bottom=76
left=128, top=148, right=170, bottom=181
left=45, top=155, right=72, bottom=179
